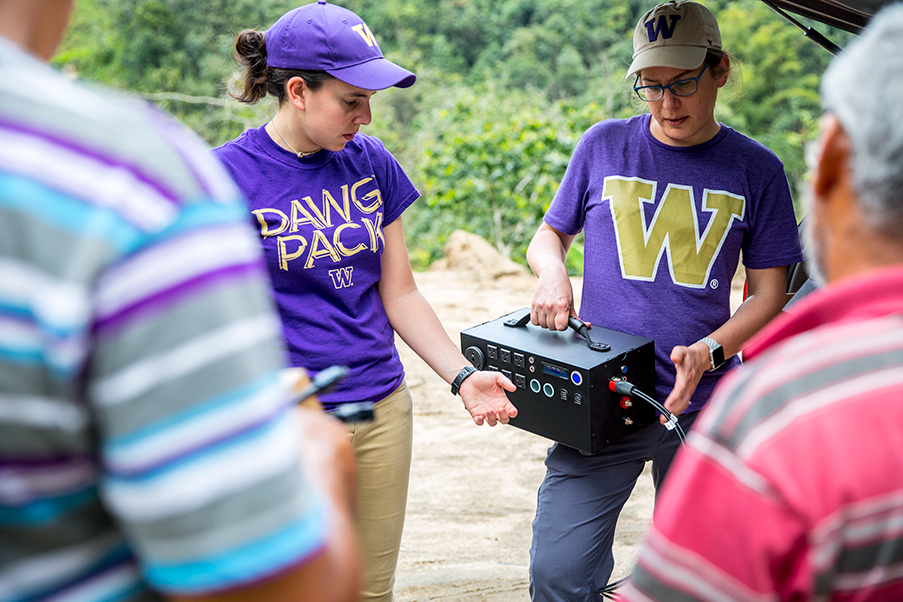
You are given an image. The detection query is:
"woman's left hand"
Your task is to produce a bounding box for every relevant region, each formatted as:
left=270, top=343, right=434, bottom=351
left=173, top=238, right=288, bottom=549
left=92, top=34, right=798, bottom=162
left=661, top=342, right=710, bottom=423
left=458, top=371, right=518, bottom=426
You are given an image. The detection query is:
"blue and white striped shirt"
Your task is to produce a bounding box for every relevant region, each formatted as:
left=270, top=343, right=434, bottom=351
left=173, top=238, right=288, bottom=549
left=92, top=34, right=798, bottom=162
left=0, top=37, right=328, bottom=602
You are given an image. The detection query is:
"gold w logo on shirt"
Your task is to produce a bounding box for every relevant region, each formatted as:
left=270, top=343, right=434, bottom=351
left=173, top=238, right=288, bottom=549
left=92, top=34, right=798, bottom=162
left=329, top=267, right=354, bottom=289
left=604, top=176, right=746, bottom=288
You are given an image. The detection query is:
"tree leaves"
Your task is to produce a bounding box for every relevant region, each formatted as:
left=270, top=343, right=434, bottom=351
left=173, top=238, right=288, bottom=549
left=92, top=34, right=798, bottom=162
left=55, top=0, right=851, bottom=272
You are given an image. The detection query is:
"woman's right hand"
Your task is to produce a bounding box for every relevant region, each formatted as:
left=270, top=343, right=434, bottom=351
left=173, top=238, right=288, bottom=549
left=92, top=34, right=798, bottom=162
left=530, top=267, right=575, bottom=331
left=526, top=222, right=578, bottom=332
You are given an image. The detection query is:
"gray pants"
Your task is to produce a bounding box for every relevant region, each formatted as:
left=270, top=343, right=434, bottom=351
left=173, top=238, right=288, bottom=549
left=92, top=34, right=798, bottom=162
left=529, top=411, right=699, bottom=602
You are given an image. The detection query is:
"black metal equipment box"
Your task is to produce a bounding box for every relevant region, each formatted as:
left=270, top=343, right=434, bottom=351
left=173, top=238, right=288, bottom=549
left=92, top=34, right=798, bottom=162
left=460, top=308, right=657, bottom=454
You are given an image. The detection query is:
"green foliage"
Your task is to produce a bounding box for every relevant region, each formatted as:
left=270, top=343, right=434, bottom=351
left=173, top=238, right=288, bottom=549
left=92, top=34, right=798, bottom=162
left=55, top=0, right=297, bottom=142
left=401, top=83, right=603, bottom=269
left=54, top=0, right=855, bottom=273
left=709, top=0, right=851, bottom=211
left=334, top=0, right=640, bottom=105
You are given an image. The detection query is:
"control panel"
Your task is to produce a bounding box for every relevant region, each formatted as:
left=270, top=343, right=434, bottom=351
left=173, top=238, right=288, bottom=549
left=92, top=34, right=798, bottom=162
left=461, top=308, right=656, bottom=454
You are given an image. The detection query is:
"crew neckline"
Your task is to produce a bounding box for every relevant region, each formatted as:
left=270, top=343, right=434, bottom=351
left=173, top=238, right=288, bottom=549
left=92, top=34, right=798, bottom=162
left=640, top=113, right=730, bottom=152
left=253, top=124, right=335, bottom=169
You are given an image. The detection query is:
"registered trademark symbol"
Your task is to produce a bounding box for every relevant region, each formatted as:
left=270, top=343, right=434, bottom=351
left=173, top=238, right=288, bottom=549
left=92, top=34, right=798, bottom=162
left=710, top=279, right=719, bottom=289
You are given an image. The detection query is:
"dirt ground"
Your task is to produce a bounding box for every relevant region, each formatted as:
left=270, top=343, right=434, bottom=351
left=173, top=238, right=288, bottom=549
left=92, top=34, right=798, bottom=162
left=391, top=231, right=745, bottom=601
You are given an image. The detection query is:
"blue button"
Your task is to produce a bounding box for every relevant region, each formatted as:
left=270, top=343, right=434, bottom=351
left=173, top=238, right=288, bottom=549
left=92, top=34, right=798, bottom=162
left=570, top=371, right=583, bottom=386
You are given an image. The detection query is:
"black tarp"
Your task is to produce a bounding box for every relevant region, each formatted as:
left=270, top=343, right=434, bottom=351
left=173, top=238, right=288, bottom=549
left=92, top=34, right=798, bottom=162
left=764, top=0, right=894, bottom=33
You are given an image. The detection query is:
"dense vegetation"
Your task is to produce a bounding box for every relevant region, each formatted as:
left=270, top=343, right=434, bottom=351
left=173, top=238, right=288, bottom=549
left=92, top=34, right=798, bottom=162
left=55, top=0, right=851, bottom=271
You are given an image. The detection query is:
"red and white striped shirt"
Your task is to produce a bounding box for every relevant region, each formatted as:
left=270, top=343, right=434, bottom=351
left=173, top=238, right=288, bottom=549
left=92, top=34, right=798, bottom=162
left=623, top=265, right=903, bottom=601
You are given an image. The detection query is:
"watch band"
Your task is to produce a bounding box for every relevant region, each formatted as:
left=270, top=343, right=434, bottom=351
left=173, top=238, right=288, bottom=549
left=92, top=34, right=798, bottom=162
left=451, top=365, right=478, bottom=395
left=699, top=337, right=725, bottom=371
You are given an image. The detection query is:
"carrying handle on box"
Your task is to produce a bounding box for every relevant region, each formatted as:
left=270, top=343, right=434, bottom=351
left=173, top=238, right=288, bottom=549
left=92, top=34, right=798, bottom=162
left=503, top=308, right=610, bottom=352
left=567, top=317, right=611, bottom=353
left=503, top=310, right=532, bottom=328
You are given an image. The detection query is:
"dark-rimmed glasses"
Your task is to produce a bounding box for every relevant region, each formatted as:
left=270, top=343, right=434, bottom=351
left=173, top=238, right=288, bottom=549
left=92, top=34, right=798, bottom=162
left=633, top=63, right=709, bottom=102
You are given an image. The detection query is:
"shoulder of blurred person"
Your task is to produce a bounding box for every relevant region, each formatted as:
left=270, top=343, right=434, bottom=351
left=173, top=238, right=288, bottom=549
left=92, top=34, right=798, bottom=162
left=0, top=12, right=358, bottom=602
left=0, top=33, right=241, bottom=215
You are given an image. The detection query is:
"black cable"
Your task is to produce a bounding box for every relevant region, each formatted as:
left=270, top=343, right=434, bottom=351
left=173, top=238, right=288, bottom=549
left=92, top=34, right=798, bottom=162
left=591, top=383, right=687, bottom=600
left=609, top=379, right=687, bottom=445
left=597, top=576, right=628, bottom=599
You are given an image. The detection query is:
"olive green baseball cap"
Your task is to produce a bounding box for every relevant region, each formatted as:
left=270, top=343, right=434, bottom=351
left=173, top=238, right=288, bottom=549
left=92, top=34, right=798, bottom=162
left=626, top=1, right=721, bottom=78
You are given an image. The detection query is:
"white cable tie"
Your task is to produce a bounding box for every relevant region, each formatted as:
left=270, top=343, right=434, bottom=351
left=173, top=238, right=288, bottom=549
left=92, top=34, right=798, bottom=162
left=664, top=414, right=678, bottom=431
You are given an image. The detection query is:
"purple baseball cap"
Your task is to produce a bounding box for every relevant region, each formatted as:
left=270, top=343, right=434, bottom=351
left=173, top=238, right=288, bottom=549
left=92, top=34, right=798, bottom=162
left=265, top=0, right=416, bottom=90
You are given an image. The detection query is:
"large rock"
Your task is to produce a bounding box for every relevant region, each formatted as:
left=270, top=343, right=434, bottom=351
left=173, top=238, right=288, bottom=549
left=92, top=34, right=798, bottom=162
left=430, top=230, right=529, bottom=280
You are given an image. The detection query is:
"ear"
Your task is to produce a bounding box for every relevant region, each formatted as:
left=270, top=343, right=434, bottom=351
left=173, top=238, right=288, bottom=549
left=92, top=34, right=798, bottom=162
left=715, top=55, right=730, bottom=88
left=285, top=76, right=308, bottom=111
left=812, top=113, right=850, bottom=201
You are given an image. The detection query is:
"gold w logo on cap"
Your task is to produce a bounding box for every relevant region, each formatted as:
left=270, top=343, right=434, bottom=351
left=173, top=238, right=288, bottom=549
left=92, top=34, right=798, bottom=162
left=351, top=23, right=378, bottom=47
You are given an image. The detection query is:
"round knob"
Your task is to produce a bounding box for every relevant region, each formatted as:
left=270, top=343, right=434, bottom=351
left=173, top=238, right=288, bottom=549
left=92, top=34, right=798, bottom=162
left=464, top=346, right=485, bottom=370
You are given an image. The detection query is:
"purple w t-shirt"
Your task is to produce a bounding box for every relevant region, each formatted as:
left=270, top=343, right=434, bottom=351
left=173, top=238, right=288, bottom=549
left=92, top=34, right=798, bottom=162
left=214, top=127, right=419, bottom=408
left=545, top=114, right=803, bottom=411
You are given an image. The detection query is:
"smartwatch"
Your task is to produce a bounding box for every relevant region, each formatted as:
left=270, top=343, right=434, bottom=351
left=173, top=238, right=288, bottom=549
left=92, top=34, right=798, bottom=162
left=451, top=365, right=478, bottom=395
left=699, top=337, right=725, bottom=371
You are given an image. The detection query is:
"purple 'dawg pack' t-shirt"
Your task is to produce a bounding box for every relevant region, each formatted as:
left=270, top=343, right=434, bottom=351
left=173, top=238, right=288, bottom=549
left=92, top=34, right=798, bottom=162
left=544, top=114, right=803, bottom=412
left=214, top=127, right=419, bottom=409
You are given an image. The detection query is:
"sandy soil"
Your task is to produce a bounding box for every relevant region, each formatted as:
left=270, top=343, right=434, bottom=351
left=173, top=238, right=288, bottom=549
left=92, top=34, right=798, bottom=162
left=392, top=232, right=744, bottom=601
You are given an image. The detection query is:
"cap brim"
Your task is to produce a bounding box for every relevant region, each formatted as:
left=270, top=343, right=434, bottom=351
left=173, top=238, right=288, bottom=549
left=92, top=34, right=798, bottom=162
left=327, top=57, right=417, bottom=90
left=625, top=46, right=708, bottom=79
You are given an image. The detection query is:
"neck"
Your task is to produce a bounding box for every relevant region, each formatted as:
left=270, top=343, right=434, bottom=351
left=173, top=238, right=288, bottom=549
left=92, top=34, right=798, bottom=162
left=826, top=223, right=903, bottom=284
left=0, top=0, right=73, bottom=60
left=266, top=114, right=321, bottom=159
left=818, top=180, right=903, bottom=283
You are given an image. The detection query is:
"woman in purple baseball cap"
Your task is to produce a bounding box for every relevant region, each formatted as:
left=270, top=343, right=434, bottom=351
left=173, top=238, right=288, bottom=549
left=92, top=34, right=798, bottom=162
left=213, top=2, right=517, bottom=601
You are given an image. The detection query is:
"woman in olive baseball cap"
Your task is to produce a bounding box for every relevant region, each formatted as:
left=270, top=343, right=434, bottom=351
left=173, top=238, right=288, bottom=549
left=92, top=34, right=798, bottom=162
left=626, top=0, right=729, bottom=147
left=526, top=2, right=803, bottom=600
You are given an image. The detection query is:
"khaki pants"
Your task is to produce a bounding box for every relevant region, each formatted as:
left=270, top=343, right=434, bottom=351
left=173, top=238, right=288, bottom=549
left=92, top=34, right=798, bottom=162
left=347, top=382, right=413, bottom=602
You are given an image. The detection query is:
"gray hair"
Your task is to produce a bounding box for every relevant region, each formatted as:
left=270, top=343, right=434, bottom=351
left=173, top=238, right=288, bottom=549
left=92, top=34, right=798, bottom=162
left=821, top=3, right=903, bottom=233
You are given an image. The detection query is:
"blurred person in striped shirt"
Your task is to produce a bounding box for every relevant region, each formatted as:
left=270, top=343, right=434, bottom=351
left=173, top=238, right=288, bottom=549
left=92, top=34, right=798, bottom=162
left=621, top=4, right=903, bottom=600
left=0, top=1, right=360, bottom=601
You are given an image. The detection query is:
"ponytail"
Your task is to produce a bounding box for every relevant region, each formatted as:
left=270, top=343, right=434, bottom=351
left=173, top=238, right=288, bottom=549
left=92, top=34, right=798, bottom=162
left=232, top=29, right=269, bottom=104
left=231, top=28, right=335, bottom=105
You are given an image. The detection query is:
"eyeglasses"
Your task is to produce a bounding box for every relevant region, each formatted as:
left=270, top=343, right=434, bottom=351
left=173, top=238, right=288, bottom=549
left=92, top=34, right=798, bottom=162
left=633, top=63, right=709, bottom=102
